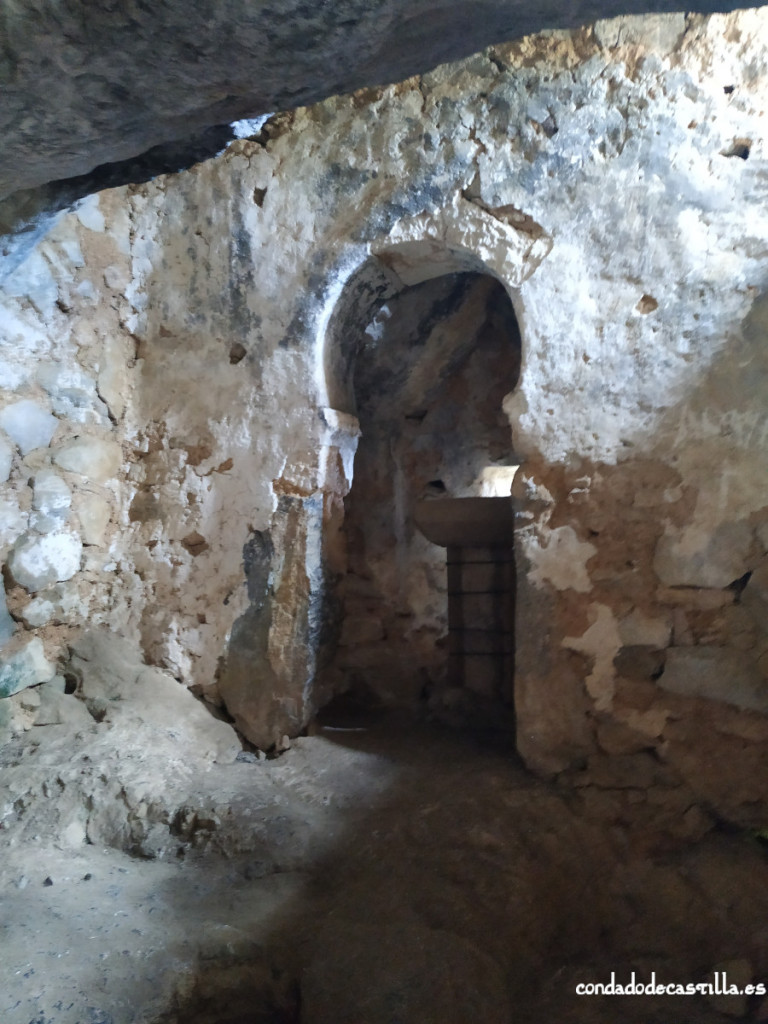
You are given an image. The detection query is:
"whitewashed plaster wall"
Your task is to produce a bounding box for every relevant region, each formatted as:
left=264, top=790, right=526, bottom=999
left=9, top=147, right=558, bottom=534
left=2, top=11, right=768, bottom=818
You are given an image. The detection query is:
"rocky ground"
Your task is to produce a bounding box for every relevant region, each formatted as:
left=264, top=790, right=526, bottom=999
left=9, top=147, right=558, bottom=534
left=2, top=631, right=768, bottom=1024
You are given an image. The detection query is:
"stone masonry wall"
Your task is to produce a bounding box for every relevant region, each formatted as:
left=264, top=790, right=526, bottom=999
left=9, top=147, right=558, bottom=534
left=1, top=12, right=768, bottom=821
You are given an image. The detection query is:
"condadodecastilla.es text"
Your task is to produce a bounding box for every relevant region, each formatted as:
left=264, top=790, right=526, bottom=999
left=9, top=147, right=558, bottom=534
left=576, top=972, right=766, bottom=997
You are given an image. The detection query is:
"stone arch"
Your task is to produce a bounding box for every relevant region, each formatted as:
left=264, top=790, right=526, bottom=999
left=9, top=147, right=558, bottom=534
left=320, top=193, right=550, bottom=416
left=317, top=203, right=549, bottom=727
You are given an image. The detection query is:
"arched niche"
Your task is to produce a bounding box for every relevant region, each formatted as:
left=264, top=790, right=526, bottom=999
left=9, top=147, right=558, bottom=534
left=322, top=240, right=504, bottom=417
left=318, top=233, right=528, bottom=729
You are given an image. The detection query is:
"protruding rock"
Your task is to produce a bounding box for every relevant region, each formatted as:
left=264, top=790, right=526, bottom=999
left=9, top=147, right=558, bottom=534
left=20, top=595, right=56, bottom=627
left=31, top=470, right=72, bottom=535
left=37, top=362, right=110, bottom=425
left=0, top=637, right=55, bottom=698
left=0, top=400, right=58, bottom=455
left=97, top=337, right=129, bottom=420
left=52, top=437, right=122, bottom=483
left=8, top=531, right=82, bottom=592
left=73, top=492, right=110, bottom=545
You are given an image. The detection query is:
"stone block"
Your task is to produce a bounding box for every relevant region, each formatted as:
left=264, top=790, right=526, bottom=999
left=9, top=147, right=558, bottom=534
left=594, top=13, right=686, bottom=52
left=659, top=646, right=768, bottom=713
left=73, top=492, right=110, bottom=545
left=619, top=608, right=671, bottom=647
left=53, top=437, right=122, bottom=483
left=29, top=468, right=73, bottom=533
left=97, top=337, right=129, bottom=420
left=0, top=400, right=57, bottom=455
left=37, top=362, right=109, bottom=424
left=8, top=531, right=82, bottom=591
left=654, top=521, right=754, bottom=589
left=32, top=469, right=72, bottom=517
left=0, top=638, right=54, bottom=698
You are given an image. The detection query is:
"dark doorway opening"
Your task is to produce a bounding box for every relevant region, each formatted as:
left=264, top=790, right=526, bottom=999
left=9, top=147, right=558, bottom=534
left=322, top=268, right=521, bottom=731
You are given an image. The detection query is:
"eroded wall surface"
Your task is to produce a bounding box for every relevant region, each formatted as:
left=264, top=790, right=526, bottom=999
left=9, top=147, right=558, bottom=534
left=2, top=11, right=768, bottom=817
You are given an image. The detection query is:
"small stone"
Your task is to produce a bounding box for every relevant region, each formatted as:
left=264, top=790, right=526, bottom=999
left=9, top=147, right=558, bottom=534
left=97, top=338, right=128, bottom=421
left=29, top=510, right=64, bottom=535
left=8, top=531, right=82, bottom=591
left=74, top=492, right=110, bottom=545
left=20, top=595, right=56, bottom=627
left=0, top=400, right=58, bottom=456
left=42, top=876, right=53, bottom=886
left=0, top=638, right=54, bottom=698
left=0, top=496, right=28, bottom=556
left=619, top=608, right=671, bottom=648
left=33, top=469, right=71, bottom=518
left=53, top=436, right=122, bottom=483
left=83, top=873, right=92, bottom=881
left=16, top=875, right=29, bottom=890
left=37, top=362, right=109, bottom=424
left=235, top=750, right=260, bottom=764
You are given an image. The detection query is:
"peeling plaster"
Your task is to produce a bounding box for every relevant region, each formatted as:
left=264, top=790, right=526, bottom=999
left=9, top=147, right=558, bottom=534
left=522, top=526, right=596, bottom=593
left=563, top=603, right=621, bottom=711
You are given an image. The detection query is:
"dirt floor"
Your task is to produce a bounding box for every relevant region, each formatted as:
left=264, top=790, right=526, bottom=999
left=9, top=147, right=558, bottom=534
left=2, top=634, right=768, bottom=1023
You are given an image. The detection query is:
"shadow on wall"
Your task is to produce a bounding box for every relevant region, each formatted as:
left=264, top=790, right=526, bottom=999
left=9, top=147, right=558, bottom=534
left=319, top=258, right=522, bottom=730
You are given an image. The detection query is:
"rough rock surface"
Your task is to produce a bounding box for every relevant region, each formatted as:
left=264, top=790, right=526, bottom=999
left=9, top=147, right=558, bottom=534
left=0, top=2, right=755, bottom=217
left=2, top=11, right=768, bottom=820
left=1, top=649, right=767, bottom=1024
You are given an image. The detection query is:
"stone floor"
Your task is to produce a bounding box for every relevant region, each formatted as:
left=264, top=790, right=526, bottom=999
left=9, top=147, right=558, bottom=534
left=2, top=634, right=768, bottom=1023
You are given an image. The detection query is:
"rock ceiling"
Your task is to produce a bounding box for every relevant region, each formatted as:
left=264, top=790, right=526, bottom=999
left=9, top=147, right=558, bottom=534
left=1, top=0, right=760, bottom=205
